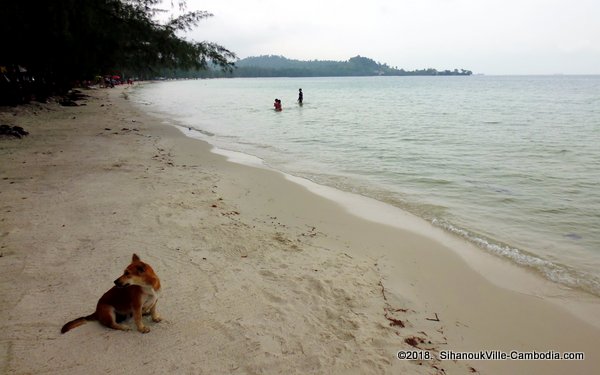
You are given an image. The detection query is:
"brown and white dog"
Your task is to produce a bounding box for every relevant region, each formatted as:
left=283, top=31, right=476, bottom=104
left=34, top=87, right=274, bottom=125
left=61, top=254, right=162, bottom=334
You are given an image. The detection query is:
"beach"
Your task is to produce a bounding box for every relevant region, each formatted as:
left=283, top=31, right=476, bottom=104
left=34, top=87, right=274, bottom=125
left=1, top=86, right=599, bottom=374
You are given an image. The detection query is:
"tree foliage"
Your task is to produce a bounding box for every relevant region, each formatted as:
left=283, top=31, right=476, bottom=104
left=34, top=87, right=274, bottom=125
left=0, top=0, right=235, bottom=103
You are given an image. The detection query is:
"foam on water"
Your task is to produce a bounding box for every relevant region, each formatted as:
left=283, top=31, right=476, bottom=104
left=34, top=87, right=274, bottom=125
left=432, top=218, right=600, bottom=294
left=176, top=125, right=266, bottom=167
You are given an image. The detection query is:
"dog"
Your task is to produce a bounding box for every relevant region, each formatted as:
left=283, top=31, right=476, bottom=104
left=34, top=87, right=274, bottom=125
left=61, top=254, right=162, bottom=334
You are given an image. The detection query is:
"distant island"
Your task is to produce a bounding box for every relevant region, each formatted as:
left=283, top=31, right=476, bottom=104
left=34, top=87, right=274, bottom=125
left=163, top=55, right=473, bottom=78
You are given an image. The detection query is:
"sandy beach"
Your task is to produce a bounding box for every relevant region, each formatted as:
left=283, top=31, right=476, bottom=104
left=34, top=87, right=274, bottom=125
left=1, top=85, right=599, bottom=374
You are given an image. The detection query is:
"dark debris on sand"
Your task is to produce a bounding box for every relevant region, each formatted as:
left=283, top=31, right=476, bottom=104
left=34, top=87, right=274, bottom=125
left=0, top=124, right=29, bottom=138
left=59, top=90, right=90, bottom=107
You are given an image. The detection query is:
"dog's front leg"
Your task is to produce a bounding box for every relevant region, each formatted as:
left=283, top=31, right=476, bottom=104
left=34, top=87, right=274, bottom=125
left=133, top=300, right=150, bottom=333
left=150, top=301, right=162, bottom=323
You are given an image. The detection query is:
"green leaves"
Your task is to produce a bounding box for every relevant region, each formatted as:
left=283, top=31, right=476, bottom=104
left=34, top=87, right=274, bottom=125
left=167, top=11, right=214, bottom=32
left=1, top=0, right=235, bottom=82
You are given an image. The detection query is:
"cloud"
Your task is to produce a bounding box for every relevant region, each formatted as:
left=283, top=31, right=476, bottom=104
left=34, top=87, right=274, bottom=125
left=173, top=0, right=600, bottom=74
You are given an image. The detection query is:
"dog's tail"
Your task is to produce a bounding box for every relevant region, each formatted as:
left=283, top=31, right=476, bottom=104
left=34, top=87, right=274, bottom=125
left=61, top=313, right=96, bottom=334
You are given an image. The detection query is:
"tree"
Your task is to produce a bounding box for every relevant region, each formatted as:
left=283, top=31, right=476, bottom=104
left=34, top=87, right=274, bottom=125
left=0, top=0, right=236, bottom=103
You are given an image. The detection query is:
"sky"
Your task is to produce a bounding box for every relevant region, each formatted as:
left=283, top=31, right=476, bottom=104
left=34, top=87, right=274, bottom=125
left=170, top=0, right=599, bottom=75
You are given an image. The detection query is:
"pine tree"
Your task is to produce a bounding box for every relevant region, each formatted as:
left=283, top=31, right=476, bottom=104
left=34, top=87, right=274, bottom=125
left=0, top=0, right=236, bottom=104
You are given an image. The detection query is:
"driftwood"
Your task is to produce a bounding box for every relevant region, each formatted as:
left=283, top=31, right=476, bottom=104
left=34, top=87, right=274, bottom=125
left=426, top=313, right=440, bottom=322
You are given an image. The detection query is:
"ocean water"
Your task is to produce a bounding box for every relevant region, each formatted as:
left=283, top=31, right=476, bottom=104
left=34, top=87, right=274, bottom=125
left=131, top=76, right=600, bottom=296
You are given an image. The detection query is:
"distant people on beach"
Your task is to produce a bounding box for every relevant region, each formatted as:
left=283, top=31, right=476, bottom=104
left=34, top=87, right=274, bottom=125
left=298, top=88, right=303, bottom=104
left=274, top=98, right=282, bottom=111
left=104, top=76, right=114, bottom=88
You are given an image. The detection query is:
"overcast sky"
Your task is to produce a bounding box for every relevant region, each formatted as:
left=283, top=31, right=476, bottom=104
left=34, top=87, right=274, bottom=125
left=174, top=0, right=599, bottom=75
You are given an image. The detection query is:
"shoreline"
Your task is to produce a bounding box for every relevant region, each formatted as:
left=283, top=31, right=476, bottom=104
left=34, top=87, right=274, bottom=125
left=1, top=86, right=599, bottom=374
left=135, top=77, right=600, bottom=301
left=171, top=99, right=600, bottom=328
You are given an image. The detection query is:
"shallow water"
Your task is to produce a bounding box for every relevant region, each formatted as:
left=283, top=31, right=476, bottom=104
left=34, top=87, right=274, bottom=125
left=131, top=76, right=600, bottom=296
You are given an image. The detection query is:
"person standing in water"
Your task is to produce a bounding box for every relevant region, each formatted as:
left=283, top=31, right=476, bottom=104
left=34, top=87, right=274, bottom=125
left=274, top=98, right=282, bottom=111
left=297, top=88, right=303, bottom=104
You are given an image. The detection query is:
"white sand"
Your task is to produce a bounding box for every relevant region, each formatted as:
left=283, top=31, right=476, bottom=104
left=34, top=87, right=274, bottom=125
left=1, top=86, right=599, bottom=374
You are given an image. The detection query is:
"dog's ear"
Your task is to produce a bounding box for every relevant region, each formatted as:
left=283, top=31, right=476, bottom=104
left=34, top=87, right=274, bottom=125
left=132, top=253, right=140, bottom=262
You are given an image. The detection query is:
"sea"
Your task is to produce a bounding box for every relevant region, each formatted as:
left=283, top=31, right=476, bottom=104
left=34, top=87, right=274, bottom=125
left=130, top=76, right=600, bottom=297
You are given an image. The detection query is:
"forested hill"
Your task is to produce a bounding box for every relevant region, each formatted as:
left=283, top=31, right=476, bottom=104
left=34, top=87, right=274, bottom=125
left=184, top=55, right=472, bottom=78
